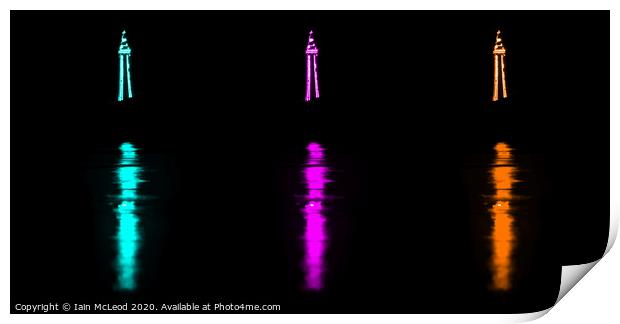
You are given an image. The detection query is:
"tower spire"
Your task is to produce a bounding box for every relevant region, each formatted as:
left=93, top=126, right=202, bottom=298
left=305, top=30, right=320, bottom=102
left=119, top=30, right=130, bottom=51
left=492, top=29, right=508, bottom=102
left=118, top=30, right=133, bottom=102
left=494, top=30, right=504, bottom=50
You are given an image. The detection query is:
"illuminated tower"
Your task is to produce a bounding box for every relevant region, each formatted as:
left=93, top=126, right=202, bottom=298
left=492, top=30, right=508, bottom=102
left=305, top=31, right=320, bottom=102
left=118, top=30, right=133, bottom=102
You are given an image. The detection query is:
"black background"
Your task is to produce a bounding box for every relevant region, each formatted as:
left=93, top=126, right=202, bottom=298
left=11, top=11, right=609, bottom=313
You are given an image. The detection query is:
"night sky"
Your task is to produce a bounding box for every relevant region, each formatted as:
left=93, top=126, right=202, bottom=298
left=11, top=11, right=609, bottom=137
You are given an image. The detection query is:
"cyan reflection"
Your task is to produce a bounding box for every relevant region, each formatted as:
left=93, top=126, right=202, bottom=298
left=114, top=142, right=143, bottom=291
left=302, top=142, right=330, bottom=291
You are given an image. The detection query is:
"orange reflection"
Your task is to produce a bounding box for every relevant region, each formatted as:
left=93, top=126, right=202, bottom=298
left=489, top=142, right=517, bottom=291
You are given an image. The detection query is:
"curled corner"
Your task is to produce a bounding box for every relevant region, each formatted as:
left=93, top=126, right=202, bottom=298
left=556, top=260, right=599, bottom=303
left=514, top=308, right=552, bottom=323
left=515, top=208, right=619, bottom=321
left=553, top=204, right=618, bottom=304
left=508, top=261, right=601, bottom=322
left=604, top=200, right=619, bottom=255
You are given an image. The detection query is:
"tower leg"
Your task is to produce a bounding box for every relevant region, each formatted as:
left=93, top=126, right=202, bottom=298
left=493, top=54, right=499, bottom=102
left=313, top=54, right=319, bottom=99
left=126, top=54, right=133, bottom=99
left=118, top=55, right=125, bottom=101
left=501, top=55, right=507, bottom=99
left=306, top=55, right=312, bottom=101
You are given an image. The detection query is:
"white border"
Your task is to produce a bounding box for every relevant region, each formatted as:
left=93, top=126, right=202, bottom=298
left=2, top=1, right=617, bottom=323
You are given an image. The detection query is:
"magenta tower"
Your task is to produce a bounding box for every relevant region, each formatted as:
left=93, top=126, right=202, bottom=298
left=305, top=31, right=320, bottom=102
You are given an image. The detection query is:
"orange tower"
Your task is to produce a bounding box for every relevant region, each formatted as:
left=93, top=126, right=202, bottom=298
left=492, top=30, right=508, bottom=101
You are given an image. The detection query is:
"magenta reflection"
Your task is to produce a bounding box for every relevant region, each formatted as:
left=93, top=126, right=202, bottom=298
left=303, top=142, right=330, bottom=291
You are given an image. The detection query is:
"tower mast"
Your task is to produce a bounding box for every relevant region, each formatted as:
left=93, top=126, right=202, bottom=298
left=118, top=30, right=133, bottom=102
left=492, top=30, right=508, bottom=102
left=305, top=30, right=320, bottom=102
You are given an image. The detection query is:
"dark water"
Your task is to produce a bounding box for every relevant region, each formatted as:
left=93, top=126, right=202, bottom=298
left=12, top=97, right=611, bottom=313
left=11, top=121, right=568, bottom=313
left=11, top=11, right=609, bottom=314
